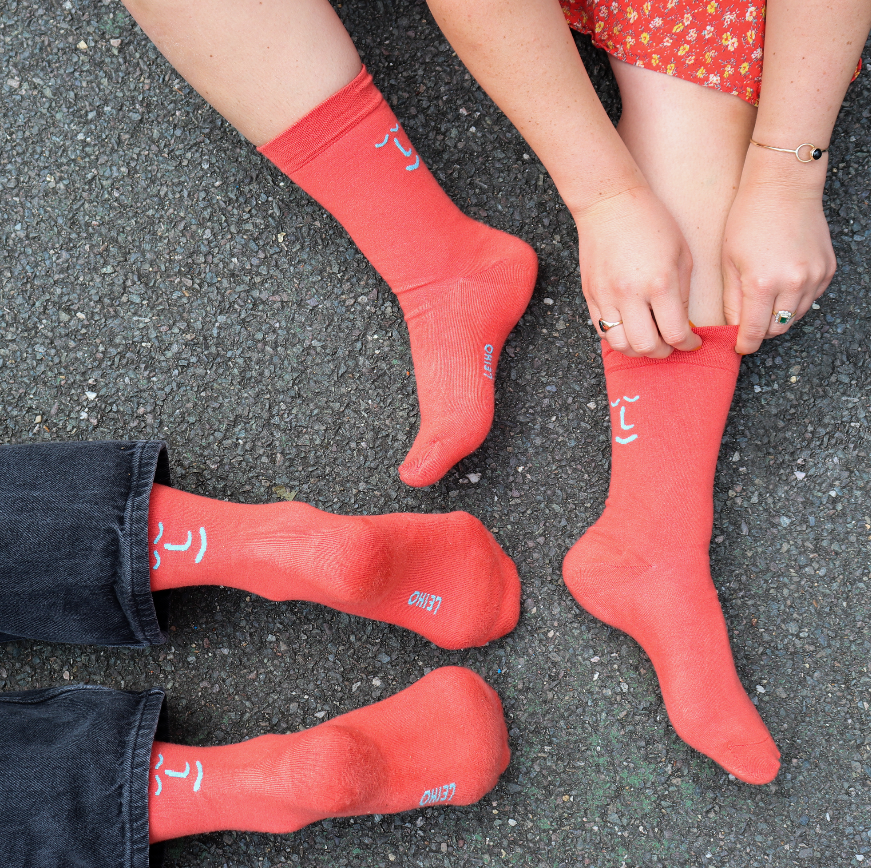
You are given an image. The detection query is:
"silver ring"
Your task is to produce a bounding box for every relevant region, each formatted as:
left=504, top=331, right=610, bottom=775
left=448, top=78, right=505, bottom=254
left=772, top=310, right=795, bottom=326
left=598, top=319, right=623, bottom=332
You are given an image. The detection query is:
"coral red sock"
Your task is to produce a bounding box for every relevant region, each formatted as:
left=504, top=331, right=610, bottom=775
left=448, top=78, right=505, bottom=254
left=258, top=67, right=537, bottom=487
left=148, top=483, right=519, bottom=649
left=562, top=327, right=780, bottom=784
left=148, top=666, right=509, bottom=842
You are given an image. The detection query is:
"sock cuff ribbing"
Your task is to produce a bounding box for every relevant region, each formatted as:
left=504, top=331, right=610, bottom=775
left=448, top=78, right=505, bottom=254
left=257, top=66, right=383, bottom=176
left=602, top=326, right=741, bottom=376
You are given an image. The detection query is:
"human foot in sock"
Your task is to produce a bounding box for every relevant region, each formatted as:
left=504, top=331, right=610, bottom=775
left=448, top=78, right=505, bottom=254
left=258, top=68, right=537, bottom=487
left=148, top=666, right=510, bottom=842
left=562, top=326, right=780, bottom=784
left=149, top=483, right=519, bottom=649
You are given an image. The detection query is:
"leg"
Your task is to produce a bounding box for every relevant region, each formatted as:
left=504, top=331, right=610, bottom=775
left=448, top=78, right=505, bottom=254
left=148, top=484, right=520, bottom=650
left=123, top=0, right=538, bottom=487
left=148, top=667, right=510, bottom=841
left=608, top=61, right=757, bottom=325
left=563, top=66, right=780, bottom=784
left=122, top=0, right=362, bottom=145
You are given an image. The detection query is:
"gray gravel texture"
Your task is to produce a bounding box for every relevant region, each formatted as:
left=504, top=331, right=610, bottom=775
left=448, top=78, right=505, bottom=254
left=2, top=0, right=870, bottom=866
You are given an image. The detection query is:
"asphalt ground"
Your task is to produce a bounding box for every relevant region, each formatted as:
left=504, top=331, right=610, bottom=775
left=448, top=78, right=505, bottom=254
left=1, top=1, right=870, bottom=866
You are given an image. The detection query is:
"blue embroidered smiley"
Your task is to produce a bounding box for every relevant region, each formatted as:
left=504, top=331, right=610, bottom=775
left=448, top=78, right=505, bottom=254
left=610, top=395, right=640, bottom=444
left=374, top=123, right=420, bottom=170
left=152, top=523, right=208, bottom=570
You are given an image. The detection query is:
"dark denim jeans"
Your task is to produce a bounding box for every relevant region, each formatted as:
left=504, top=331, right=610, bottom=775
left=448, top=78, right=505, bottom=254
left=1, top=440, right=175, bottom=867
left=0, top=440, right=171, bottom=647
left=0, top=685, right=166, bottom=868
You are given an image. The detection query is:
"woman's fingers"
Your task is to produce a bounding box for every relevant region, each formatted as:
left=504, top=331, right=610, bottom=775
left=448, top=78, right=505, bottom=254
left=766, top=294, right=813, bottom=338
left=620, top=303, right=673, bottom=358
left=734, top=293, right=773, bottom=355
left=591, top=303, right=640, bottom=357
left=649, top=295, right=702, bottom=352
left=722, top=263, right=743, bottom=328
left=592, top=298, right=702, bottom=358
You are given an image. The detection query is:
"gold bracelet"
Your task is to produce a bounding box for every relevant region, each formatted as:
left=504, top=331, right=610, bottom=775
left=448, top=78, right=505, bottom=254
left=749, top=138, right=828, bottom=163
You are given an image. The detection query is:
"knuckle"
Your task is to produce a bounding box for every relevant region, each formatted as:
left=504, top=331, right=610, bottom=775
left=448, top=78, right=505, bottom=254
left=659, top=326, right=689, bottom=345
left=646, top=276, right=672, bottom=299
left=632, top=339, right=659, bottom=356
left=742, top=323, right=768, bottom=340
left=784, top=271, right=806, bottom=293
left=746, top=275, right=777, bottom=295
left=611, top=279, right=636, bottom=299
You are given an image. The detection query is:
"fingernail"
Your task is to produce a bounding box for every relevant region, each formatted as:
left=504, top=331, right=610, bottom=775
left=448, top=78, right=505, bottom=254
left=688, top=320, right=697, bottom=328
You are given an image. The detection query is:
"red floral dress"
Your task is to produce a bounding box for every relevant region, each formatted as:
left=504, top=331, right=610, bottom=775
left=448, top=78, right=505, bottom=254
left=561, top=0, right=858, bottom=107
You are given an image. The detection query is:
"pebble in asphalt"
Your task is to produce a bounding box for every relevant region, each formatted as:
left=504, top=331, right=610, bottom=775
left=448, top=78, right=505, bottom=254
left=1, top=1, right=870, bottom=866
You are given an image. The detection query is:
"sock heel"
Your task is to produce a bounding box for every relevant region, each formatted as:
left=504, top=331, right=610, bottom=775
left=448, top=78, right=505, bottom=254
left=305, top=520, right=394, bottom=609
left=271, top=725, right=387, bottom=821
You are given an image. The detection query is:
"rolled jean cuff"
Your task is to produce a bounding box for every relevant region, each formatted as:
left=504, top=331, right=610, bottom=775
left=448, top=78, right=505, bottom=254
left=0, top=685, right=166, bottom=868
left=0, top=440, right=172, bottom=647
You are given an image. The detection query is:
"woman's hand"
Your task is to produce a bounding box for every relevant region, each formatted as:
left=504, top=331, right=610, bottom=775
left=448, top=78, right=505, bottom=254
left=574, top=185, right=701, bottom=358
left=723, top=148, right=836, bottom=355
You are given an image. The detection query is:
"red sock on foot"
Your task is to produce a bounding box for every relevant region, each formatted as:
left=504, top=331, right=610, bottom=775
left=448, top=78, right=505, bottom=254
left=148, top=483, right=519, bottom=649
left=258, top=68, right=537, bottom=487
left=563, top=326, right=780, bottom=784
left=148, top=666, right=510, bottom=842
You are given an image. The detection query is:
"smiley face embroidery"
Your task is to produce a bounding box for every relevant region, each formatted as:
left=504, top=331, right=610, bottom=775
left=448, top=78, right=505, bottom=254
left=152, top=522, right=207, bottom=570
left=610, top=395, right=640, bottom=444
left=374, top=123, right=420, bottom=171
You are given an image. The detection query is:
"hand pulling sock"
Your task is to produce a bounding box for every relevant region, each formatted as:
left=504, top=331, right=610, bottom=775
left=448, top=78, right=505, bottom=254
left=563, top=326, right=780, bottom=784
left=148, top=667, right=510, bottom=842
left=148, top=483, right=519, bottom=650
left=258, top=67, right=538, bottom=487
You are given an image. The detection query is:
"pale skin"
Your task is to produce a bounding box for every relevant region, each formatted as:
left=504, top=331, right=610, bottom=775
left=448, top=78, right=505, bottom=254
left=121, top=0, right=363, bottom=147
left=124, top=0, right=870, bottom=358
left=426, top=0, right=871, bottom=356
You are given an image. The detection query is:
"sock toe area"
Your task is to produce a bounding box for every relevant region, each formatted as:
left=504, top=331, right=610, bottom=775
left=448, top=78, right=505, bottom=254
left=488, top=541, right=521, bottom=643
left=399, top=433, right=483, bottom=488
left=431, top=516, right=521, bottom=649
left=347, top=667, right=509, bottom=813
left=721, top=735, right=781, bottom=785
left=415, top=667, right=510, bottom=803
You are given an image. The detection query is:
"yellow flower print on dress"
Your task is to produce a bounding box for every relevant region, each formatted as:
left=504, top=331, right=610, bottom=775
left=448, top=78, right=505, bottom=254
left=557, top=0, right=821, bottom=108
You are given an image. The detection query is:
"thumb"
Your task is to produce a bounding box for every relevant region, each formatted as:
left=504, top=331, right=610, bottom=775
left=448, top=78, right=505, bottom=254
left=722, top=257, right=743, bottom=328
